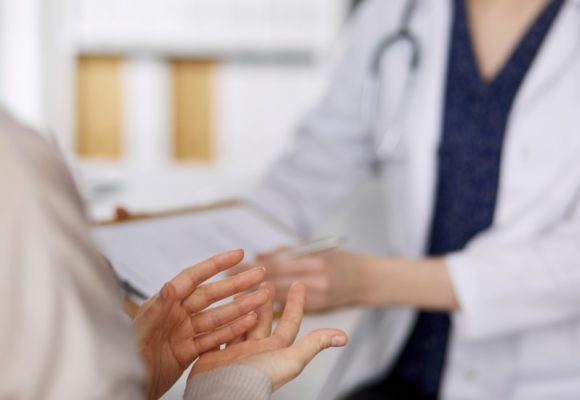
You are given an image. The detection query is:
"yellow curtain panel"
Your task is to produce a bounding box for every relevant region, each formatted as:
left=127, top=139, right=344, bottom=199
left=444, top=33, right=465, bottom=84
left=171, top=59, right=215, bottom=162
left=75, top=56, right=123, bottom=158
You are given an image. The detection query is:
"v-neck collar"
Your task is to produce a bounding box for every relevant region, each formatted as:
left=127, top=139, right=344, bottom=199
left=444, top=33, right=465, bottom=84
left=454, top=0, right=566, bottom=93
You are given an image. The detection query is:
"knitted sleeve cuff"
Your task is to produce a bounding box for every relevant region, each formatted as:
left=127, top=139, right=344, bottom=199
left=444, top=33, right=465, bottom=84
left=184, top=365, right=272, bottom=400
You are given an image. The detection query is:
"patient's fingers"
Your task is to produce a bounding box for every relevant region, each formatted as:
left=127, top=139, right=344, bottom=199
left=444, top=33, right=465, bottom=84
left=189, top=313, right=258, bottom=360
left=286, top=329, right=347, bottom=366
left=226, top=262, right=256, bottom=276
left=272, top=328, right=347, bottom=390
left=134, top=282, right=176, bottom=341
left=247, top=282, right=275, bottom=340
left=226, top=293, right=248, bottom=346
left=272, top=282, right=305, bottom=346
left=182, top=266, right=266, bottom=313
left=171, top=249, right=246, bottom=300
left=190, top=289, right=269, bottom=333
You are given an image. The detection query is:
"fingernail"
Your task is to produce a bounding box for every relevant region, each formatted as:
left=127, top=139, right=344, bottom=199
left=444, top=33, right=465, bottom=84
left=290, top=281, right=304, bottom=290
left=159, top=284, right=168, bottom=302
left=331, top=336, right=346, bottom=347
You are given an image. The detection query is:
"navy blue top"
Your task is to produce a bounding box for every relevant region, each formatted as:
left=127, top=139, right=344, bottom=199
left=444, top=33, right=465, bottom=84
left=343, top=0, right=565, bottom=399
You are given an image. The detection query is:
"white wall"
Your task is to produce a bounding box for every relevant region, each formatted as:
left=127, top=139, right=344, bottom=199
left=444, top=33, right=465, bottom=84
left=83, top=58, right=334, bottom=220
left=119, top=59, right=329, bottom=175
left=0, top=0, right=350, bottom=219
left=0, top=0, right=45, bottom=130
left=42, top=0, right=77, bottom=152
left=72, top=0, right=349, bottom=219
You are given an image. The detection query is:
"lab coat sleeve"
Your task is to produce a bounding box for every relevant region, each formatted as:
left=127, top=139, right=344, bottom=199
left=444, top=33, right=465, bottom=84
left=447, top=189, right=580, bottom=341
left=250, top=0, right=402, bottom=236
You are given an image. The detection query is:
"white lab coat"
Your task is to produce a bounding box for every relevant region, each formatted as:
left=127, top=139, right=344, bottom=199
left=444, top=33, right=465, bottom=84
left=252, top=0, right=580, bottom=399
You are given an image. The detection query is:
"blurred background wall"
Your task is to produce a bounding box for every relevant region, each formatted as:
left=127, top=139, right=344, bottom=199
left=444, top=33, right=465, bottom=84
left=0, top=0, right=388, bottom=259
left=0, top=0, right=45, bottom=130
left=0, top=0, right=357, bottom=220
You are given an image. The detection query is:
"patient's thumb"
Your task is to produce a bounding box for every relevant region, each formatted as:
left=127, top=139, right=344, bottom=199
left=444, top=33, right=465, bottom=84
left=273, top=329, right=347, bottom=390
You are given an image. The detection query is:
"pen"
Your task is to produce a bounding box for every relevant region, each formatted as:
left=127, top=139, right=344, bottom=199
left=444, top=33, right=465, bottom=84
left=274, top=236, right=345, bottom=261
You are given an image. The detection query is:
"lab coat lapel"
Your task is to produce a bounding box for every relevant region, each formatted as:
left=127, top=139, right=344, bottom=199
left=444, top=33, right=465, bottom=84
left=493, top=1, right=580, bottom=226
left=403, top=0, right=452, bottom=255
left=319, top=2, right=454, bottom=397
left=512, top=0, right=580, bottom=114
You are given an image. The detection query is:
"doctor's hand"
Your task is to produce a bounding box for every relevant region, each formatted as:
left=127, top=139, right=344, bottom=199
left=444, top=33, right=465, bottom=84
left=133, top=249, right=270, bottom=400
left=189, top=282, right=348, bottom=391
left=254, top=248, right=368, bottom=312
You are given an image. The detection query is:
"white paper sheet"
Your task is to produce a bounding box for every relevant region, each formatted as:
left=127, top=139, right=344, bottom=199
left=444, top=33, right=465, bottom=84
left=93, top=203, right=300, bottom=298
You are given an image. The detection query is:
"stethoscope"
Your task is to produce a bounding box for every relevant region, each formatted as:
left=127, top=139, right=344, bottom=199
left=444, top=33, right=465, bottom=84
left=364, top=0, right=420, bottom=160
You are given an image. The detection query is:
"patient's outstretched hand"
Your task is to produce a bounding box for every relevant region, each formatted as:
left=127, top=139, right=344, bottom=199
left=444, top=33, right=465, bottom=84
left=189, top=281, right=348, bottom=392
left=133, top=249, right=269, bottom=400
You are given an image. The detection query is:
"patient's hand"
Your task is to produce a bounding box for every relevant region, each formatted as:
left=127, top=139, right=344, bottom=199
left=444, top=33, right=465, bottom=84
left=189, top=282, right=348, bottom=392
left=133, top=249, right=269, bottom=400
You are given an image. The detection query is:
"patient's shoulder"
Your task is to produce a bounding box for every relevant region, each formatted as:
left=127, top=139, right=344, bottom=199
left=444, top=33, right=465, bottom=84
left=0, top=110, right=62, bottom=178
left=0, top=109, right=79, bottom=206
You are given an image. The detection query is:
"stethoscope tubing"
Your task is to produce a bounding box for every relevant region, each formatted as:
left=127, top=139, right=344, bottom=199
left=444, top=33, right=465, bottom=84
left=370, top=0, right=420, bottom=76
left=367, top=0, right=420, bottom=160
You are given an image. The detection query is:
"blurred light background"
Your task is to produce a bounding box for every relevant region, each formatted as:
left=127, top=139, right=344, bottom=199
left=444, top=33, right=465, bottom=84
left=0, top=0, right=357, bottom=221
left=0, top=2, right=385, bottom=398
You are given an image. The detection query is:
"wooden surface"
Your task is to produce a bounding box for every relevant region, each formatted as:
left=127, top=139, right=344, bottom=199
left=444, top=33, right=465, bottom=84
left=123, top=298, right=140, bottom=318
left=76, top=56, right=123, bottom=158
left=98, top=199, right=241, bottom=226
left=171, top=59, right=216, bottom=162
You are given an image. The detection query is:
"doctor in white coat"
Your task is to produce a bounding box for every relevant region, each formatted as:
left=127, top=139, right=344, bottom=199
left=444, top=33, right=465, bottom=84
left=248, top=0, right=580, bottom=399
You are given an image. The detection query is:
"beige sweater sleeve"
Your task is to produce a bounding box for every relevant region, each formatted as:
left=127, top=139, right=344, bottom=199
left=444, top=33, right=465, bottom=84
left=0, top=110, right=274, bottom=400
left=0, top=111, right=144, bottom=399
left=184, top=366, right=273, bottom=400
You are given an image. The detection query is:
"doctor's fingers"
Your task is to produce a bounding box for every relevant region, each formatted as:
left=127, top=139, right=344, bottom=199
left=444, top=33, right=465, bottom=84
left=225, top=247, right=307, bottom=277
left=263, top=256, right=327, bottom=279
left=190, top=288, right=270, bottom=334
left=226, top=260, right=261, bottom=276
left=225, top=258, right=318, bottom=282
left=270, top=276, right=337, bottom=312
left=269, top=273, right=330, bottom=295
left=255, top=246, right=291, bottom=261
left=170, top=249, right=247, bottom=300
left=182, top=266, right=266, bottom=314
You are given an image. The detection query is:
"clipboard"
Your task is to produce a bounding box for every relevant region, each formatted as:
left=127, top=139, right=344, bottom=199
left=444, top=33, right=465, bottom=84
left=93, top=199, right=302, bottom=309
